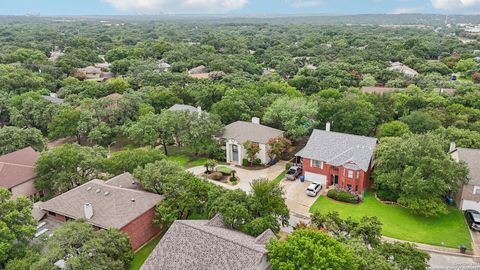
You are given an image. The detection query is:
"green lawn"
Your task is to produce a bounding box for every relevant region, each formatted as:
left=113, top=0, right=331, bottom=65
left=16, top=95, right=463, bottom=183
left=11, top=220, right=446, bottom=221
left=272, top=170, right=287, bottom=185
left=165, top=146, right=208, bottom=168
left=215, top=165, right=233, bottom=174
left=309, top=192, right=471, bottom=249
left=129, top=234, right=163, bottom=270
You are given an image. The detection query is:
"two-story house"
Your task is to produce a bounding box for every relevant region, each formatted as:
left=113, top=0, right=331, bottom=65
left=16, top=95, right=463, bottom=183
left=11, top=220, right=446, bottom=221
left=295, top=124, right=377, bottom=197
left=450, top=144, right=480, bottom=211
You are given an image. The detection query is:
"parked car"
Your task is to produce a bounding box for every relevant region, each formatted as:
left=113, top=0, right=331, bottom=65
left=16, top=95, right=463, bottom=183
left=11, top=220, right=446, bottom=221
left=465, top=209, right=480, bottom=231
left=306, top=182, right=322, bottom=197
left=286, top=166, right=302, bottom=180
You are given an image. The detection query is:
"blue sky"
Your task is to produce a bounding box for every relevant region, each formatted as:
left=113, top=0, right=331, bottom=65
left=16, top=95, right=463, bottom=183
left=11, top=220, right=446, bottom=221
left=1, top=0, right=480, bottom=15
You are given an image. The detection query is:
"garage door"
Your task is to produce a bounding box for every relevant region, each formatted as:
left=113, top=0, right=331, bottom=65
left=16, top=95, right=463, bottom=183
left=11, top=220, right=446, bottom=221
left=304, top=172, right=327, bottom=185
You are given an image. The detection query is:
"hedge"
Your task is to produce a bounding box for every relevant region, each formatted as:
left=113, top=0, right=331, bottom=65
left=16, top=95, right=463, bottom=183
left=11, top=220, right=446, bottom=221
left=327, top=189, right=359, bottom=204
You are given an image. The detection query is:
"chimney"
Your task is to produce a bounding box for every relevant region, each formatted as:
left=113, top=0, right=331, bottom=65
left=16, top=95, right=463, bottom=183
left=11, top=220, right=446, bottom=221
left=50, top=92, right=58, bottom=98
left=449, top=141, right=456, bottom=152
left=84, top=203, right=93, bottom=219
left=326, top=122, right=331, bottom=132
left=197, top=106, right=202, bottom=114
left=252, top=117, right=260, bottom=124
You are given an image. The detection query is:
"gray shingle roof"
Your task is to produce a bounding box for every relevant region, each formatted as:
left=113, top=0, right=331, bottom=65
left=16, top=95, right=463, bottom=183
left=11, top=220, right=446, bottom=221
left=40, top=178, right=162, bottom=229
left=169, top=104, right=198, bottom=113
left=104, top=172, right=143, bottom=190
left=221, top=121, right=284, bottom=145
left=141, top=215, right=273, bottom=270
left=296, top=129, right=377, bottom=171
left=456, top=148, right=480, bottom=186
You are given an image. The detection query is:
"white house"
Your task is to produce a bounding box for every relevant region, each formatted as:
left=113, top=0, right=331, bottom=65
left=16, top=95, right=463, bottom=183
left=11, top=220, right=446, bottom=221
left=220, top=118, right=284, bottom=166
left=450, top=144, right=480, bottom=211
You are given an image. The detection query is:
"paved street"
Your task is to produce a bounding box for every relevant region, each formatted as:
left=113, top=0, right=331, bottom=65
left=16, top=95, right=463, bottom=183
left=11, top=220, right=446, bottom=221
left=428, top=252, right=480, bottom=269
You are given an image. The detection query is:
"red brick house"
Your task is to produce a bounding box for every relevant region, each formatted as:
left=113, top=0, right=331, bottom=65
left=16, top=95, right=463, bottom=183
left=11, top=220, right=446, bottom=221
left=295, top=126, right=377, bottom=197
left=0, top=147, right=40, bottom=198
left=39, top=173, right=163, bottom=250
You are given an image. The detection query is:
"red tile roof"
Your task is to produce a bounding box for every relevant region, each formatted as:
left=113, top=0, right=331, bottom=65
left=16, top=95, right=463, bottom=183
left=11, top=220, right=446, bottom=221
left=0, top=147, right=40, bottom=189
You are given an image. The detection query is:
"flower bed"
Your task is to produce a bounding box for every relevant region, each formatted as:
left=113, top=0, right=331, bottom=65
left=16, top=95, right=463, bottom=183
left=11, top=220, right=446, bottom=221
left=327, top=189, right=360, bottom=204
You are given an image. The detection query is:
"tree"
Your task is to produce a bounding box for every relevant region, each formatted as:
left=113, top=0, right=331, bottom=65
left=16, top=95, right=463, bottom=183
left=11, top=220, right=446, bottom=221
left=133, top=159, right=185, bottom=194
left=35, top=144, right=106, bottom=195
left=374, top=134, right=468, bottom=216
left=33, top=221, right=132, bottom=270
left=267, top=136, right=292, bottom=162
left=0, top=188, right=36, bottom=267
left=48, top=107, right=81, bottom=142
left=204, top=159, right=217, bottom=174
left=267, top=229, right=359, bottom=270
left=243, top=140, right=260, bottom=166
left=330, top=96, right=377, bottom=136
left=377, top=121, right=411, bottom=139
left=377, top=242, right=429, bottom=270
left=454, top=58, right=477, bottom=73
left=102, top=148, right=165, bottom=175
left=0, top=126, right=45, bottom=155
left=360, top=74, right=376, bottom=87
left=155, top=173, right=211, bottom=226
left=400, top=111, right=442, bottom=134
left=178, top=112, right=223, bottom=156
left=263, top=97, right=318, bottom=139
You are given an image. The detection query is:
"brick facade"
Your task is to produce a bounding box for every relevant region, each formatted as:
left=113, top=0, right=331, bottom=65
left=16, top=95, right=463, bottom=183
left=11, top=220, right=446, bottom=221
left=46, top=207, right=159, bottom=250
left=121, top=208, right=161, bottom=250
left=302, top=158, right=372, bottom=195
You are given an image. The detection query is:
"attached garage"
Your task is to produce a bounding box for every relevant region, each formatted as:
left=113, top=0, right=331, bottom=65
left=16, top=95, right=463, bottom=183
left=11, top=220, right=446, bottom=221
left=462, top=200, right=480, bottom=212
left=304, top=172, right=327, bottom=185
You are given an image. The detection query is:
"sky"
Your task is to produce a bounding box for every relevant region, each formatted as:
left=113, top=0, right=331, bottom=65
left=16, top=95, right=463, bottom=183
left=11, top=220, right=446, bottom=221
left=1, top=0, right=480, bottom=15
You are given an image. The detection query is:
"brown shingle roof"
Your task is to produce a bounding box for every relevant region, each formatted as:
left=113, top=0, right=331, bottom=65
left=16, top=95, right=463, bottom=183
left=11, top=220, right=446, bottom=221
left=361, top=87, right=405, bottom=94
left=141, top=215, right=273, bottom=270
left=221, top=121, right=284, bottom=145
left=104, top=172, right=143, bottom=190
left=0, top=147, right=39, bottom=189
left=40, top=178, right=162, bottom=229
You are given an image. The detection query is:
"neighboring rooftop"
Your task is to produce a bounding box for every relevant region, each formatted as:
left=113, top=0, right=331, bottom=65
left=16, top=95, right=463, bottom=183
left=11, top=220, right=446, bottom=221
left=40, top=178, right=162, bottom=229
left=188, top=65, right=209, bottom=74
left=452, top=147, right=480, bottom=186
left=296, top=129, right=377, bottom=171
left=388, top=62, right=418, bottom=76
left=361, top=86, right=405, bottom=94
left=141, top=214, right=274, bottom=270
left=434, top=88, right=456, bottom=96
left=221, top=119, right=284, bottom=144
left=169, top=104, right=200, bottom=113
left=0, top=147, right=40, bottom=189
left=42, top=94, right=64, bottom=104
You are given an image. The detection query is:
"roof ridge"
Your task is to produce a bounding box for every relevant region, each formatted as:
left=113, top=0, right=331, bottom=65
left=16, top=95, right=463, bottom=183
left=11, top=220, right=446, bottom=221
left=0, top=162, right=34, bottom=168
left=176, top=220, right=266, bottom=254
left=313, top=129, right=377, bottom=141
left=87, top=179, right=157, bottom=196
left=326, top=147, right=354, bottom=164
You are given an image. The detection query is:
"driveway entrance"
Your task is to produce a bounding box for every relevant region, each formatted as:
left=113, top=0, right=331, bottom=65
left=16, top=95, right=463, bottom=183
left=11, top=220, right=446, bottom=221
left=280, top=179, right=320, bottom=217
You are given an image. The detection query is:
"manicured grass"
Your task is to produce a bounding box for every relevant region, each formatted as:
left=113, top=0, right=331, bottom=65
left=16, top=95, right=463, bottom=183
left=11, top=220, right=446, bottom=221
left=309, top=192, right=471, bottom=249
left=165, top=146, right=208, bottom=168
left=129, top=234, right=163, bottom=270
left=215, top=165, right=233, bottom=174
left=272, top=170, right=287, bottom=185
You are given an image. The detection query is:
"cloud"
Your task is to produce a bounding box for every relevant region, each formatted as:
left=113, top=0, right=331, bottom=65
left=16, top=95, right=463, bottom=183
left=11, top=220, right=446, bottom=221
left=389, top=7, right=420, bottom=14
left=286, top=0, right=323, bottom=8
left=103, top=0, right=249, bottom=13
left=431, top=0, right=480, bottom=10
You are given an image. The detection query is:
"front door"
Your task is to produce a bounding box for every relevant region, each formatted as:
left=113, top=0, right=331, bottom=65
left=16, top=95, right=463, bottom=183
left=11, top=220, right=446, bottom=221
left=232, top=145, right=239, bottom=162
left=332, top=174, right=339, bottom=185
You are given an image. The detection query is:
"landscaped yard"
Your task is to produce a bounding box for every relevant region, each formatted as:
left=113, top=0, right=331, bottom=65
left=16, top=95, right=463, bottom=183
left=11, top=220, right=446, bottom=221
left=129, top=234, right=163, bottom=270
left=310, top=192, right=471, bottom=249
left=165, top=146, right=208, bottom=168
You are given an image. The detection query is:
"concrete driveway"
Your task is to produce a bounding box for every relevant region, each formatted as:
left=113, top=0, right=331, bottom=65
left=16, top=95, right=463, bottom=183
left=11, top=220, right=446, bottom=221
left=187, top=161, right=287, bottom=193
left=279, top=179, right=320, bottom=217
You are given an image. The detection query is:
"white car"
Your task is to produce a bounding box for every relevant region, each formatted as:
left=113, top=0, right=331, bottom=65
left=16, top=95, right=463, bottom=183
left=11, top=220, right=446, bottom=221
left=306, top=182, right=322, bottom=197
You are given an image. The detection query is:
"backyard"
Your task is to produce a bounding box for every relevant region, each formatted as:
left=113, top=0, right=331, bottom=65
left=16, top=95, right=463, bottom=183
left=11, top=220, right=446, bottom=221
left=165, top=146, right=208, bottom=168
left=129, top=234, right=162, bottom=270
left=310, top=192, right=472, bottom=249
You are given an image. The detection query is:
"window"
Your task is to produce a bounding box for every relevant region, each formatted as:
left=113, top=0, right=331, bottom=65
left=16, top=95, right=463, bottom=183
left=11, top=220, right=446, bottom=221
left=355, top=185, right=359, bottom=192
left=474, top=186, right=480, bottom=195
left=347, top=184, right=352, bottom=191
left=347, top=170, right=354, bottom=178
left=311, top=160, right=324, bottom=169
left=356, top=171, right=360, bottom=179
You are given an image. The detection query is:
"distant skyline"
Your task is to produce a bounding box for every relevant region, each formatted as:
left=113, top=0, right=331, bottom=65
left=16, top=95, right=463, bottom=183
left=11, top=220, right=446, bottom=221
left=1, top=0, right=480, bottom=16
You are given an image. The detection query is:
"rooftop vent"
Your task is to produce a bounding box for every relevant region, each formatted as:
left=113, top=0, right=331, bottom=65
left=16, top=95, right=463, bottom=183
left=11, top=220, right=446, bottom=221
left=104, top=191, right=110, bottom=196
left=86, top=187, right=92, bottom=191
left=131, top=198, right=135, bottom=202
left=95, top=189, right=101, bottom=194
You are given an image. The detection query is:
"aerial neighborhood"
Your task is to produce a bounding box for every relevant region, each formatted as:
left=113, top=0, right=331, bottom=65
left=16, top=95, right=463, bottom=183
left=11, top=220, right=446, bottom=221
left=2, top=8, right=480, bottom=270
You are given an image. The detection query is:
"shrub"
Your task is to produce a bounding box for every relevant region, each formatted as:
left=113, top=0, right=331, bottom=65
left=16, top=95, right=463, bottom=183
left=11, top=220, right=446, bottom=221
left=285, top=162, right=291, bottom=170
left=216, top=165, right=233, bottom=175
left=253, top=158, right=262, bottom=166
left=209, top=172, right=223, bottom=181
left=242, top=158, right=249, bottom=167
left=230, top=176, right=238, bottom=183
left=376, top=189, right=399, bottom=202
left=327, top=189, right=359, bottom=204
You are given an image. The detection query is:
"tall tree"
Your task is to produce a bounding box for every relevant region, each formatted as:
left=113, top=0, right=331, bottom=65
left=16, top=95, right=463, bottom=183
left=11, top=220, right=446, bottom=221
left=35, top=144, right=106, bottom=195
left=0, top=126, right=45, bottom=155
left=133, top=159, right=185, bottom=194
